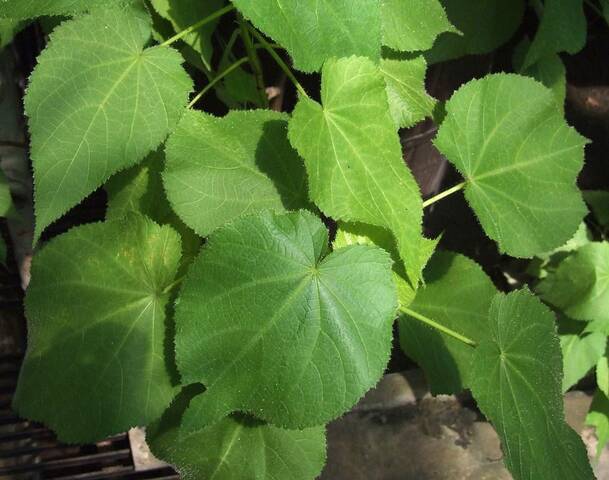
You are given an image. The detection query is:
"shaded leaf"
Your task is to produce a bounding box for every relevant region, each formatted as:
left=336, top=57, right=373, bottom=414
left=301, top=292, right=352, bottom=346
left=470, top=290, right=594, bottom=480
left=0, top=169, right=11, bottom=217
left=0, top=0, right=128, bottom=18
left=400, top=251, right=497, bottom=394
left=289, top=56, right=424, bottom=282
left=435, top=74, right=587, bottom=257
left=584, top=190, right=609, bottom=228
left=0, top=18, right=26, bottom=48
left=231, top=0, right=381, bottom=72
left=164, top=109, right=309, bottom=237
left=26, top=7, right=192, bottom=241
left=560, top=332, right=606, bottom=392
left=148, top=386, right=327, bottom=480
left=175, top=210, right=397, bottom=431
left=13, top=215, right=181, bottom=442
left=587, top=391, right=609, bottom=459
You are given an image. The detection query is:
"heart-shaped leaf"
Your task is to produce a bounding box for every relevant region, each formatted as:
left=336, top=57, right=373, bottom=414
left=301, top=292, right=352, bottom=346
left=175, top=210, right=397, bottom=431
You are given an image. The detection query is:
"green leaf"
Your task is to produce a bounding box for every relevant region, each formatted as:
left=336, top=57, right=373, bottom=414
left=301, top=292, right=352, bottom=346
left=597, top=356, right=609, bottom=397
left=0, top=0, right=128, bottom=18
left=289, top=56, right=424, bottom=282
left=560, top=332, right=606, bottom=392
left=587, top=391, right=609, bottom=459
left=381, top=56, right=437, bottom=129
left=470, top=290, right=594, bottom=480
left=0, top=18, right=26, bottom=49
left=434, top=74, right=588, bottom=257
left=381, top=0, right=456, bottom=52
left=231, top=0, right=381, bottom=72
left=538, top=242, right=609, bottom=323
left=175, top=210, right=397, bottom=431
left=13, top=215, right=182, bottom=442
left=147, top=386, right=327, bottom=480
left=26, top=7, right=192, bottom=241
left=164, top=109, right=309, bottom=237
left=0, top=169, right=11, bottom=217
left=584, top=190, right=609, bottom=228
left=426, top=0, right=525, bottom=63
left=150, top=0, right=223, bottom=70
left=399, top=251, right=497, bottom=394
left=523, top=0, right=587, bottom=69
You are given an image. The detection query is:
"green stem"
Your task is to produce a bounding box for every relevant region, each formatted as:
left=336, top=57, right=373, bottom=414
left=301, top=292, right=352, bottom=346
left=238, top=15, right=268, bottom=107
left=401, top=306, right=477, bottom=347
left=160, top=4, right=236, bottom=47
left=163, top=275, right=186, bottom=295
left=422, top=181, right=466, bottom=208
left=188, top=57, right=249, bottom=108
left=247, top=25, right=309, bottom=99
left=584, top=0, right=605, bottom=18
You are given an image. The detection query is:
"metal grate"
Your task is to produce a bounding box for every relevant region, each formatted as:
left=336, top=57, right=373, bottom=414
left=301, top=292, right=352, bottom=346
left=0, top=354, right=178, bottom=480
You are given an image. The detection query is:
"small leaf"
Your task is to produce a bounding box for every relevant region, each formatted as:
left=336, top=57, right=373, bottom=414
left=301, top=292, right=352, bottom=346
left=584, top=190, right=609, bottom=228
left=0, top=0, right=128, bottom=18
left=231, top=0, right=381, bottom=72
left=470, top=290, right=594, bottom=480
left=13, top=215, right=182, bottom=442
left=587, top=391, right=609, bottom=459
left=381, top=56, right=437, bottom=129
left=399, top=251, right=497, bottom=394
left=426, top=0, right=525, bottom=63
left=435, top=74, right=588, bottom=257
left=26, top=7, right=192, bottom=241
left=289, top=56, right=424, bottom=282
left=164, top=109, right=309, bottom=237
left=381, top=0, right=456, bottom=52
left=175, top=210, right=397, bottom=431
left=597, top=356, right=609, bottom=397
left=147, top=387, right=327, bottom=480
left=523, top=0, right=587, bottom=69
left=538, top=242, right=609, bottom=323
left=560, top=332, right=606, bottom=392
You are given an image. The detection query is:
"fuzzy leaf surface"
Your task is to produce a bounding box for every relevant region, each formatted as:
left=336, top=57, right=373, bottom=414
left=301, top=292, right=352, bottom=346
left=399, top=251, right=497, bottom=394
left=13, top=215, right=181, bottom=442
left=470, top=290, right=594, bottom=480
left=175, top=210, right=397, bottom=431
left=148, top=387, right=327, bottom=480
left=435, top=74, right=587, bottom=257
left=231, top=0, right=381, bottom=72
left=0, top=0, right=127, bottom=18
left=289, top=56, right=423, bottom=282
left=26, top=7, right=192, bottom=241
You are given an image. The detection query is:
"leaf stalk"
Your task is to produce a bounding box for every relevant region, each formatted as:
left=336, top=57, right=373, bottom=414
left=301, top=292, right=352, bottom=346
left=400, top=306, right=477, bottom=347
left=160, top=5, right=236, bottom=47
left=422, top=181, right=466, bottom=208
left=188, top=57, right=249, bottom=108
left=238, top=15, right=269, bottom=107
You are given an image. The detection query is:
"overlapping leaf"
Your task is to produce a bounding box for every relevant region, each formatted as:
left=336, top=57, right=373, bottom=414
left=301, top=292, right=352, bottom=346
left=175, top=210, right=397, bottom=431
left=399, top=251, right=497, bottom=394
left=147, top=387, right=327, bottom=480
left=289, top=56, right=424, bottom=282
left=538, top=242, right=609, bottom=323
left=561, top=332, right=606, bottom=391
left=435, top=74, right=588, bottom=257
left=381, top=0, right=456, bottom=52
left=584, top=190, right=609, bottom=228
left=470, top=290, right=594, bottom=480
left=230, top=0, right=381, bottom=72
left=13, top=215, right=182, bottom=442
left=0, top=0, right=127, bottom=18
left=164, top=109, right=309, bottom=237
left=26, top=7, right=192, bottom=241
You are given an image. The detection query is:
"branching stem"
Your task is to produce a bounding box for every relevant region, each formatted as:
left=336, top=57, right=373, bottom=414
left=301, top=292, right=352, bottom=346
left=188, top=57, right=249, bottom=108
left=160, top=4, right=236, bottom=47
left=422, top=181, right=466, bottom=208
left=400, top=306, right=477, bottom=347
left=238, top=15, right=268, bottom=107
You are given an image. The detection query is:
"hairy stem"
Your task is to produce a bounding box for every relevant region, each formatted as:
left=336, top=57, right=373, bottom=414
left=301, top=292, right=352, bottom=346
left=400, top=306, right=477, bottom=347
left=188, top=57, right=249, bottom=108
left=160, top=4, right=236, bottom=47
left=422, top=181, right=466, bottom=208
left=238, top=15, right=269, bottom=107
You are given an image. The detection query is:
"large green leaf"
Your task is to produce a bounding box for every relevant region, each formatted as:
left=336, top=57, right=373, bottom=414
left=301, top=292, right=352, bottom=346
left=150, top=0, right=223, bottom=70
left=399, top=251, right=497, bottom=394
left=289, top=56, right=424, bottom=282
left=470, top=290, right=594, bottom=480
left=164, top=109, right=309, bottom=237
left=523, top=0, right=587, bottom=69
left=537, top=242, right=609, bottom=323
left=175, top=210, right=397, bottom=431
left=426, top=0, right=525, bottom=63
left=381, top=0, right=456, bottom=52
left=26, top=7, right=192, bottom=241
left=560, top=332, right=606, bottom=392
left=0, top=0, right=127, bottom=18
left=434, top=74, right=587, bottom=258
left=13, top=215, right=181, bottom=442
left=231, top=0, right=381, bottom=72
left=148, top=387, right=327, bottom=480
left=381, top=56, right=437, bottom=129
